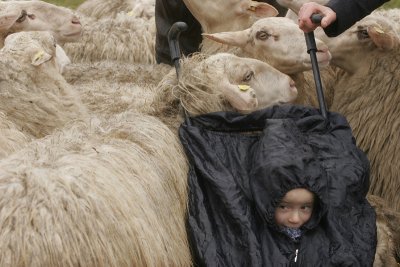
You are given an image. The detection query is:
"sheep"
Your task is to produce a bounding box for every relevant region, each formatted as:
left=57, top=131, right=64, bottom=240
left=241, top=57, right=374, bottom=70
left=63, top=12, right=157, bottom=64
left=201, top=17, right=335, bottom=108
left=0, top=31, right=88, bottom=138
left=173, top=0, right=334, bottom=109
left=321, top=12, right=400, bottom=212
left=146, top=53, right=297, bottom=130
left=0, top=0, right=82, bottom=47
left=77, top=0, right=155, bottom=20
left=0, top=110, right=192, bottom=267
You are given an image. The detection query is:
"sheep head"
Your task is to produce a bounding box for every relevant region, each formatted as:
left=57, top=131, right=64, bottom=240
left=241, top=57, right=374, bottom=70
left=3, top=31, right=57, bottom=68
left=203, top=17, right=332, bottom=74
left=0, top=0, right=82, bottom=47
left=153, top=53, right=297, bottom=123
left=323, top=12, right=400, bottom=73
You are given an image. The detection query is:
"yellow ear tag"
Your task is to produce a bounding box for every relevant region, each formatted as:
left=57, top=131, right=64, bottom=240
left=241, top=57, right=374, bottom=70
left=238, top=84, right=251, bottom=91
left=33, top=50, right=45, bottom=61
left=374, top=26, right=384, bottom=34
left=127, top=10, right=134, bottom=16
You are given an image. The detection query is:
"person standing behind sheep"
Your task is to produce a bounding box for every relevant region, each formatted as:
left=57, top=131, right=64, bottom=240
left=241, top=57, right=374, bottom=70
left=297, top=0, right=388, bottom=36
left=155, top=0, right=288, bottom=65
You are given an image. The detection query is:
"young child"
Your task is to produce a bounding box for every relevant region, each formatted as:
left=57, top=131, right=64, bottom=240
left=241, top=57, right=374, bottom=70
left=274, top=188, right=315, bottom=242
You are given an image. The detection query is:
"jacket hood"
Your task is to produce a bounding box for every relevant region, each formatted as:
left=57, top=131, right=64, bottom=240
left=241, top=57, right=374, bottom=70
left=249, top=118, right=328, bottom=230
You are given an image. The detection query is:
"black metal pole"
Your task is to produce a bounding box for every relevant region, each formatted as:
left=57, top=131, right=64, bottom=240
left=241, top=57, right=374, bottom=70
left=304, top=14, right=328, bottom=119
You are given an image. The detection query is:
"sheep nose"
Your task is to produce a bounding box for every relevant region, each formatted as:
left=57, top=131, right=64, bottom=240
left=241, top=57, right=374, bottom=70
left=72, top=16, right=81, bottom=25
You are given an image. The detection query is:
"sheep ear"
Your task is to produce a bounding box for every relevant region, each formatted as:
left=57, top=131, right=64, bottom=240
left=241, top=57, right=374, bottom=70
left=244, top=1, right=278, bottom=17
left=202, top=29, right=249, bottom=48
left=31, top=50, right=52, bottom=66
left=218, top=79, right=258, bottom=112
left=0, top=13, right=20, bottom=32
left=368, top=26, right=400, bottom=50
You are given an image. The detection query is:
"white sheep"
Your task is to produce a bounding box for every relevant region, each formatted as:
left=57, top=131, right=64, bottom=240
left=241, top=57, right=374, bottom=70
left=0, top=31, right=88, bottom=138
left=149, top=53, right=297, bottom=130
left=0, top=111, right=192, bottom=267
left=201, top=17, right=334, bottom=108
left=0, top=0, right=82, bottom=47
left=63, top=13, right=156, bottom=64
left=322, top=12, right=400, bottom=214
left=77, top=0, right=155, bottom=20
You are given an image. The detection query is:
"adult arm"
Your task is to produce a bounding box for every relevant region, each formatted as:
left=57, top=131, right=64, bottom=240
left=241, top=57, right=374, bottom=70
left=298, top=0, right=389, bottom=36
left=324, top=0, right=389, bottom=36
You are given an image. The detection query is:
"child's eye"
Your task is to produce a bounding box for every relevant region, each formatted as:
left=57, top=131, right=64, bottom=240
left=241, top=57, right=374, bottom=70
left=279, top=205, right=288, bottom=210
left=301, top=205, right=313, bottom=211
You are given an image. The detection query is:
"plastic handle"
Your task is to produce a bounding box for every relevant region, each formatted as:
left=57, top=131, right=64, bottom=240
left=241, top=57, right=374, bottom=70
left=167, top=22, right=188, bottom=63
left=311, top=13, right=323, bottom=24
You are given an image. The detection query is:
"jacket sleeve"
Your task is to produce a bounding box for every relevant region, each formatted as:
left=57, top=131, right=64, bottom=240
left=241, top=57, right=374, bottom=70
left=324, top=0, right=389, bottom=37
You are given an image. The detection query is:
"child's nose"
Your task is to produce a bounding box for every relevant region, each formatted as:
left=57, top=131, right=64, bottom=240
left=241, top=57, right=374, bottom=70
left=288, top=211, right=301, bottom=224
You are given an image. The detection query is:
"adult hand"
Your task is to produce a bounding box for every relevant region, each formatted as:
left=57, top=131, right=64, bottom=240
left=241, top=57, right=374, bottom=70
left=298, top=2, right=337, bottom=32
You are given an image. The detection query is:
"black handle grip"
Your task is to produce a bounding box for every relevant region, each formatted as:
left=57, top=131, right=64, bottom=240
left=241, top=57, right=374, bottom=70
left=167, top=22, right=188, bottom=64
left=167, top=21, right=188, bottom=81
left=311, top=13, right=323, bottom=24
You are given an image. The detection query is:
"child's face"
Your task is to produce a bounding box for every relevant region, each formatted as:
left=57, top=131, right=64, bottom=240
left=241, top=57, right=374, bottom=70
left=274, top=188, right=314, bottom=229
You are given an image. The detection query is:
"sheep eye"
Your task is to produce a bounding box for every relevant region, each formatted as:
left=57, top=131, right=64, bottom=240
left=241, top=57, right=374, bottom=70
left=27, top=14, right=36, bottom=20
left=16, top=10, right=27, bottom=23
left=356, top=29, right=369, bottom=40
left=242, top=71, right=254, bottom=82
left=256, top=30, right=271, bottom=40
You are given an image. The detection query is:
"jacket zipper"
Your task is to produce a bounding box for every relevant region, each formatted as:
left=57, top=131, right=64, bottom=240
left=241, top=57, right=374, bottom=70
left=289, top=244, right=300, bottom=267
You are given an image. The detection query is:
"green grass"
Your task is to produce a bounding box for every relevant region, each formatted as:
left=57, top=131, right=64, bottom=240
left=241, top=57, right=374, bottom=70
left=383, top=0, right=400, bottom=9
left=45, top=0, right=400, bottom=10
left=43, top=0, right=85, bottom=9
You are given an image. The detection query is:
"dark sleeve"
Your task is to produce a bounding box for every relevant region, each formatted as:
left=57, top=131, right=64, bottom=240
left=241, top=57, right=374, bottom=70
left=323, top=0, right=389, bottom=37
left=155, top=0, right=202, bottom=65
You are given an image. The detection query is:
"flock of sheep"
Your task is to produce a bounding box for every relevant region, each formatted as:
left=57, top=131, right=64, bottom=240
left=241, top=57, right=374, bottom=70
left=0, top=0, right=399, bottom=266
